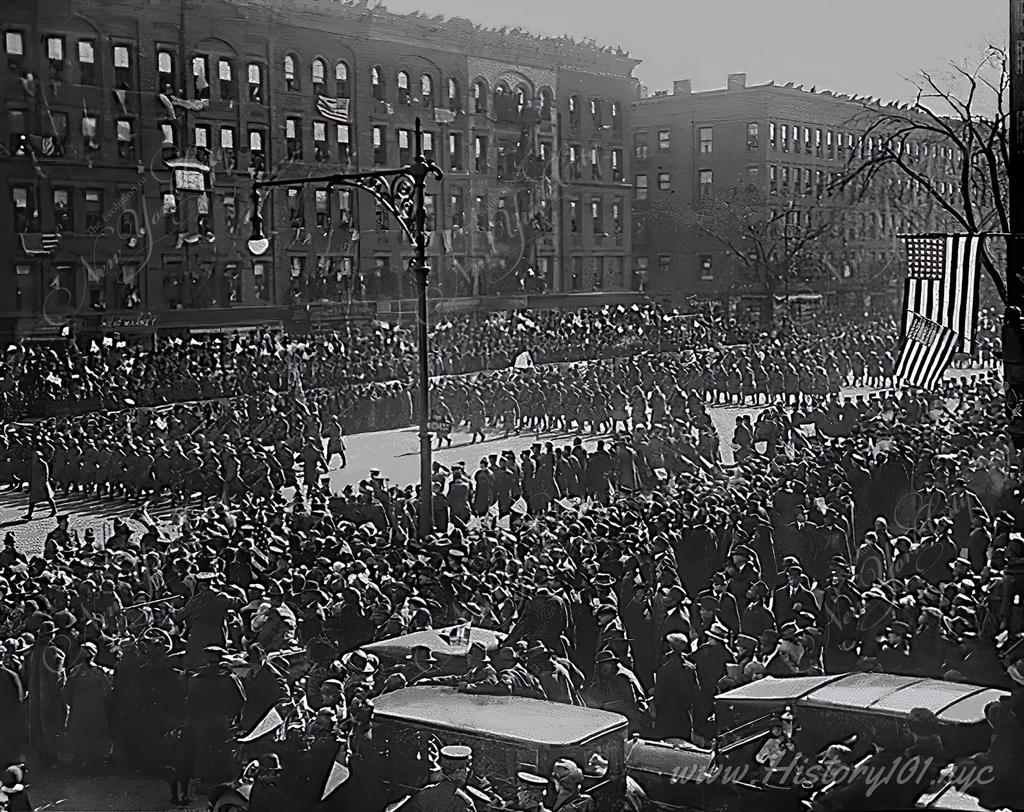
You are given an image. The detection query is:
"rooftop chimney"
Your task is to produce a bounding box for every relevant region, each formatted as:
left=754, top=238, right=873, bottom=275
left=727, top=73, right=747, bottom=90
left=673, top=79, right=692, bottom=96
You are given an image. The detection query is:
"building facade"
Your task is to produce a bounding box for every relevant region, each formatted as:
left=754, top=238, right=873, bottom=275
left=631, top=74, right=960, bottom=318
left=0, top=0, right=638, bottom=337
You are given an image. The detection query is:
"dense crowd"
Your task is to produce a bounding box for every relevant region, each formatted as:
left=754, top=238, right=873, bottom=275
left=0, top=354, right=1021, bottom=808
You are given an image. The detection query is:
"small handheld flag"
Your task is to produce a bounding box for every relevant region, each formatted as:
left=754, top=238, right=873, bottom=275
left=895, top=313, right=958, bottom=390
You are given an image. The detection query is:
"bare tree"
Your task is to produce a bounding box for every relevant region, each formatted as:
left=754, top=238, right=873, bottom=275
left=835, top=45, right=1009, bottom=304
left=688, top=185, right=846, bottom=315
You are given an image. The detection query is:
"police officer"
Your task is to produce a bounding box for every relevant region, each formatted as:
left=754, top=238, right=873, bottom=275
left=409, top=745, right=478, bottom=811
left=548, top=759, right=594, bottom=811
left=513, top=771, right=551, bottom=811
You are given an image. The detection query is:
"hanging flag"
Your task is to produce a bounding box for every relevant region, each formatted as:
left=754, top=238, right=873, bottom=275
left=112, top=88, right=128, bottom=115
left=238, top=707, right=284, bottom=742
left=167, top=95, right=209, bottom=111
left=895, top=313, right=958, bottom=390
left=20, top=233, right=61, bottom=255
left=433, top=108, right=456, bottom=125
left=900, top=234, right=982, bottom=353
left=320, top=742, right=352, bottom=800
left=316, top=95, right=350, bottom=123
left=157, top=92, right=177, bottom=120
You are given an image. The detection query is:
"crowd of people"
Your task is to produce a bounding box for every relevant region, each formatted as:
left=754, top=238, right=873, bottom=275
left=0, top=305, right=1020, bottom=810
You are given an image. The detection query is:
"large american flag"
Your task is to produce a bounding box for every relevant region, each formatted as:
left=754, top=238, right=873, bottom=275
left=895, top=313, right=958, bottom=390
left=900, top=234, right=982, bottom=353
left=316, top=95, right=350, bottom=124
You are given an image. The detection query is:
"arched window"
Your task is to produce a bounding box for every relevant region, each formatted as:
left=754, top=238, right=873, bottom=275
left=248, top=63, right=265, bottom=103
left=371, top=65, right=384, bottom=100
left=335, top=61, right=349, bottom=96
left=514, top=86, right=527, bottom=114
left=420, top=74, right=433, bottom=107
left=312, top=58, right=326, bottom=88
left=397, top=71, right=410, bottom=104
left=472, top=79, right=487, bottom=114
left=284, top=54, right=297, bottom=91
left=447, top=77, right=459, bottom=108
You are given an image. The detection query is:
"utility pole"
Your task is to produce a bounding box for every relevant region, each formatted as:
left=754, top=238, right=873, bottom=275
left=1007, top=0, right=1024, bottom=447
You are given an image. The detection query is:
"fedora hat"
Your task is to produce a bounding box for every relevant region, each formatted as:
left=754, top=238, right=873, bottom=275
left=342, top=650, right=378, bottom=674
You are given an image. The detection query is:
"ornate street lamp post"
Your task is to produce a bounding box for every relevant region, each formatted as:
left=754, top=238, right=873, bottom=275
left=247, top=118, right=442, bottom=536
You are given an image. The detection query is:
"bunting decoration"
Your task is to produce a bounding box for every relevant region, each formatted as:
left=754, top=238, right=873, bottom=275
left=20, top=233, right=61, bottom=256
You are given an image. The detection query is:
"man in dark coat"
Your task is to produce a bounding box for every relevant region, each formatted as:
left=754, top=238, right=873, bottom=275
left=25, top=620, right=66, bottom=767
left=25, top=444, right=58, bottom=519
left=504, top=580, right=570, bottom=656
left=181, top=646, right=246, bottom=792
left=447, top=468, right=472, bottom=527
left=239, top=644, right=289, bottom=734
left=472, top=459, right=493, bottom=517
left=772, top=565, right=817, bottom=625
left=692, top=623, right=733, bottom=738
left=652, top=633, right=700, bottom=741
left=0, top=657, right=26, bottom=768
left=177, top=572, right=242, bottom=668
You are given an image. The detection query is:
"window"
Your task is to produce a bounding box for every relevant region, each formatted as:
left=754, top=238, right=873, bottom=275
left=220, top=126, right=236, bottom=169
left=290, top=256, right=306, bottom=281
left=781, top=124, right=789, bottom=153
left=248, top=128, right=266, bottom=172
left=450, top=188, right=465, bottom=228
left=657, top=172, right=671, bottom=191
left=635, top=175, right=648, bottom=201
left=658, top=255, right=671, bottom=277
left=287, top=187, right=304, bottom=227
left=284, top=54, right=297, bottom=91
left=747, top=122, right=759, bottom=150
left=5, top=31, right=24, bottom=57
left=82, top=112, right=99, bottom=152
left=218, top=58, right=235, bottom=100
left=746, top=166, right=760, bottom=187
left=420, top=75, right=433, bottom=107
left=157, top=48, right=175, bottom=94
left=591, top=198, right=603, bottom=235
left=336, top=123, right=351, bottom=164
left=376, top=198, right=390, bottom=231
left=285, top=117, right=302, bottom=160
left=658, top=129, right=670, bottom=150
left=792, top=125, right=800, bottom=154
left=769, top=165, right=778, bottom=192
left=84, top=189, right=103, bottom=231
left=611, top=101, right=620, bottom=130
left=7, top=110, right=25, bottom=154
left=312, top=121, right=328, bottom=162
left=568, top=95, right=580, bottom=127
left=699, top=127, right=713, bottom=153
left=568, top=145, right=581, bottom=179
left=815, top=169, right=825, bottom=194
left=373, top=125, right=386, bottom=165
left=781, top=166, right=790, bottom=188
left=815, top=128, right=822, bottom=157
left=699, top=169, right=713, bottom=197
left=804, top=126, right=812, bottom=154
left=449, top=133, right=463, bottom=170
left=315, top=189, right=330, bottom=229
left=116, top=118, right=134, bottom=159
left=372, top=66, right=384, bottom=100
left=338, top=189, right=354, bottom=227
left=473, top=80, right=487, bottom=113
left=422, top=131, right=434, bottom=161
left=590, top=146, right=602, bottom=180
left=398, top=128, right=412, bottom=164
left=474, top=135, right=488, bottom=172
left=335, top=61, right=349, bottom=97
left=611, top=148, right=622, bottom=181
left=248, top=62, right=264, bottom=103
left=769, top=122, right=777, bottom=150
left=192, top=55, right=209, bottom=99
left=475, top=195, right=487, bottom=231
left=193, top=123, right=210, bottom=148
left=113, top=44, right=132, bottom=89
left=12, top=186, right=36, bottom=233
left=827, top=130, right=835, bottom=159
left=591, top=98, right=603, bottom=128
left=46, top=36, right=64, bottom=79
left=447, top=77, right=459, bottom=108
left=161, top=123, right=176, bottom=147
left=568, top=198, right=579, bottom=233
left=77, top=39, right=96, bottom=85
left=612, top=198, right=623, bottom=234
left=634, top=132, right=648, bottom=161
left=699, top=254, right=714, bottom=280
left=52, top=188, right=72, bottom=233
left=397, top=71, right=410, bottom=104
left=312, top=58, right=326, bottom=90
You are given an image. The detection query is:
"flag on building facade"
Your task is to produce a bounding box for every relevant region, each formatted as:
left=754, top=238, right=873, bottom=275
left=433, top=108, right=456, bottom=125
left=895, top=313, right=958, bottom=390
left=900, top=234, right=982, bottom=353
left=317, top=95, right=350, bottom=123
left=20, top=233, right=61, bottom=255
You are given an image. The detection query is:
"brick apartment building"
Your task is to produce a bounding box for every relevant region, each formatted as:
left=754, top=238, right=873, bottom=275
left=0, top=0, right=638, bottom=337
left=631, top=73, right=960, bottom=319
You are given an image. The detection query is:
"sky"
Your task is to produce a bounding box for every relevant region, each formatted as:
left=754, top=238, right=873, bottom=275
left=381, top=0, right=1006, bottom=102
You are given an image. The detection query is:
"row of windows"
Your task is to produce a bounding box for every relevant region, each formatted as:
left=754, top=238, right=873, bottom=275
left=634, top=255, right=713, bottom=281
left=633, top=169, right=713, bottom=200
left=633, top=123, right=758, bottom=160
left=566, top=197, right=626, bottom=235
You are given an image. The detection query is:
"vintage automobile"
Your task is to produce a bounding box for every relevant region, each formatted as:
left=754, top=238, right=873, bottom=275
left=623, top=673, right=1009, bottom=812
left=362, top=626, right=505, bottom=675
left=373, top=685, right=628, bottom=810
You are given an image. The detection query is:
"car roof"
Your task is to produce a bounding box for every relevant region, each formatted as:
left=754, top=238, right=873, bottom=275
left=717, top=673, right=1007, bottom=724
left=363, top=627, right=504, bottom=659
left=375, top=686, right=628, bottom=746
